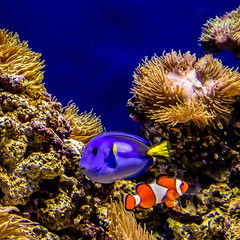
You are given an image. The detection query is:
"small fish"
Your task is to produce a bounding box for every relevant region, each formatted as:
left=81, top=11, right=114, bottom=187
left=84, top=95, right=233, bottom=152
left=79, top=132, right=169, bottom=184
left=124, top=176, right=188, bottom=210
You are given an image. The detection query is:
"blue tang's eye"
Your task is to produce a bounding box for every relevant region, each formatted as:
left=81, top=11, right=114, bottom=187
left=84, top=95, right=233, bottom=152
left=92, top=148, right=98, bottom=155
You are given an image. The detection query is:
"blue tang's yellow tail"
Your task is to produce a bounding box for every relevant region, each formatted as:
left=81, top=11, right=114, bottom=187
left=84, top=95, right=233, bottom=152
left=146, top=141, right=169, bottom=158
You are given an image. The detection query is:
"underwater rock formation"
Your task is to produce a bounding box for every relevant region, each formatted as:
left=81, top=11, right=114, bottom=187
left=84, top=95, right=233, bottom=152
left=200, top=6, right=240, bottom=58
left=167, top=183, right=240, bottom=239
left=126, top=8, right=240, bottom=239
left=127, top=25, right=240, bottom=240
left=1, top=5, right=240, bottom=239
left=0, top=29, right=113, bottom=239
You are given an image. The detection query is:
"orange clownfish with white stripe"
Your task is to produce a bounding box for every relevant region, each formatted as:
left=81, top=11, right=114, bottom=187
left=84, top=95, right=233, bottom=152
left=124, top=176, right=188, bottom=210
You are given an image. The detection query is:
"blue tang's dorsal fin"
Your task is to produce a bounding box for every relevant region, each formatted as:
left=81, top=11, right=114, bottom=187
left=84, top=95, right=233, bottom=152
left=105, top=144, right=118, bottom=168
left=97, top=132, right=151, bottom=146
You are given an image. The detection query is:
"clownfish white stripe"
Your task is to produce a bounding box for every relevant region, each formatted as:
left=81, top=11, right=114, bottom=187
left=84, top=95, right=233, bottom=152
left=134, top=195, right=141, bottom=206
left=149, top=183, right=168, bottom=204
left=175, top=179, right=183, bottom=196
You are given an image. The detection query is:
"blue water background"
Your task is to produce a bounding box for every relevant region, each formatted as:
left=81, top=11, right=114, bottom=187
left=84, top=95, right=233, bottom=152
left=1, top=1, right=239, bottom=134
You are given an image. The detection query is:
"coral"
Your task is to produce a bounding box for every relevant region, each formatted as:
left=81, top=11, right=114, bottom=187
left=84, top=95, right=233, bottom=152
left=37, top=175, right=79, bottom=231
left=224, top=197, right=240, bottom=239
left=0, top=29, right=112, bottom=239
left=130, top=51, right=240, bottom=127
left=0, top=5, right=239, bottom=239
left=128, top=49, right=240, bottom=196
left=0, top=206, right=37, bottom=240
left=167, top=184, right=240, bottom=240
left=63, top=102, right=103, bottom=144
left=128, top=50, right=240, bottom=237
left=200, top=6, right=240, bottom=58
left=127, top=8, right=240, bottom=239
left=0, top=90, right=71, bottom=206
left=107, top=199, right=156, bottom=240
left=0, top=29, right=46, bottom=98
left=0, top=89, right=109, bottom=238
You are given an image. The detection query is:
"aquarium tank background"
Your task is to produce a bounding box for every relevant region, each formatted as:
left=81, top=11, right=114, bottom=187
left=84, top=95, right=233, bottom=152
left=1, top=0, right=239, bottom=134
left=0, top=1, right=240, bottom=240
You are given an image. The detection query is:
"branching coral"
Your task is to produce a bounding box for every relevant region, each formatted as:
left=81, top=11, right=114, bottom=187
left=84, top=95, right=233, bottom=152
left=200, top=6, right=240, bottom=58
left=0, top=29, right=45, bottom=98
left=0, top=206, right=37, bottom=240
left=63, top=102, right=103, bottom=144
left=107, top=199, right=156, bottom=240
left=131, top=51, right=240, bottom=127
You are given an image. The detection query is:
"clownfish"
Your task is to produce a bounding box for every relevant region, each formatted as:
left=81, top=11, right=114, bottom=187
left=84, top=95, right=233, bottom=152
left=79, top=132, right=169, bottom=184
left=124, top=176, right=188, bottom=210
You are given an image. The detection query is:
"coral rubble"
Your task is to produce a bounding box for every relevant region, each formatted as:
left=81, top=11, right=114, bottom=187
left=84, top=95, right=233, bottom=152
left=200, top=6, right=240, bottom=58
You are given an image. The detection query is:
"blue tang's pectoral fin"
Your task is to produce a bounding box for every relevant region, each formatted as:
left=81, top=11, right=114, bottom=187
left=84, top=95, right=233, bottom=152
left=105, top=144, right=118, bottom=168
left=125, top=157, right=153, bottom=179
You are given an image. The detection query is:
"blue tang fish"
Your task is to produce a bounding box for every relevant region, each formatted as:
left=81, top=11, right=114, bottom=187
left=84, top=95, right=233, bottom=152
left=79, top=132, right=169, bottom=184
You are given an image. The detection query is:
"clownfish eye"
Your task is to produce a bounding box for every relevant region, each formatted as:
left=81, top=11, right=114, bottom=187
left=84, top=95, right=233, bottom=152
left=92, top=148, right=98, bottom=155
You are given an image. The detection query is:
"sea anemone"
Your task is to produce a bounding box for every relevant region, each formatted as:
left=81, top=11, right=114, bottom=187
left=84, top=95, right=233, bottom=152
left=107, top=199, right=155, bottom=240
left=0, top=29, right=45, bottom=97
left=131, top=51, right=240, bottom=127
left=63, top=102, right=103, bottom=144
left=0, top=206, right=37, bottom=240
left=200, top=6, right=240, bottom=57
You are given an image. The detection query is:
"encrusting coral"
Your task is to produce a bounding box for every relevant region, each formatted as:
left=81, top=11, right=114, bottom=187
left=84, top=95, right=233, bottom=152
left=200, top=6, right=240, bottom=58
left=63, top=102, right=103, bottom=144
left=130, top=51, right=240, bottom=127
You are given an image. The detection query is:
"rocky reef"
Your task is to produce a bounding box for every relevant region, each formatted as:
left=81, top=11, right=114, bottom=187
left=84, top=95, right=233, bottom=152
left=0, top=6, right=240, bottom=240
left=127, top=7, right=240, bottom=240
left=200, top=6, right=240, bottom=58
left=0, top=29, right=113, bottom=239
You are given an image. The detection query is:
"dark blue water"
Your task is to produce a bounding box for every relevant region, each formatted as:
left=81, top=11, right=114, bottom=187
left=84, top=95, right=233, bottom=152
left=1, top=1, right=239, bottom=134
